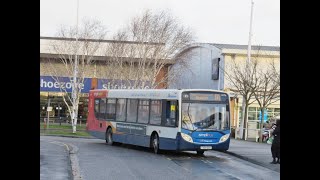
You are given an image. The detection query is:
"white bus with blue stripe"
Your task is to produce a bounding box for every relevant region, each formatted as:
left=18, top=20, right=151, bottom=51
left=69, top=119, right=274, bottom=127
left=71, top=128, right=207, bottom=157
left=87, top=89, right=231, bottom=155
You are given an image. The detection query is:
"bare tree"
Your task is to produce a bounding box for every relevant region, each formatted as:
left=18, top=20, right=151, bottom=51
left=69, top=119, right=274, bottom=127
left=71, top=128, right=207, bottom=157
left=41, top=19, right=106, bottom=133
left=223, top=57, right=259, bottom=139
left=102, top=10, right=195, bottom=89
left=252, top=59, right=280, bottom=142
left=223, top=46, right=280, bottom=141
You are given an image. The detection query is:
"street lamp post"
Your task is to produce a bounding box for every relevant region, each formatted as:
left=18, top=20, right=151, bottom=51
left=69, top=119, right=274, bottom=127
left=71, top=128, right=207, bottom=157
left=247, top=0, right=254, bottom=66
left=217, top=58, right=221, bottom=91
left=240, top=0, right=254, bottom=140
left=46, top=98, right=51, bottom=130
left=56, top=104, right=62, bottom=125
left=72, top=0, right=80, bottom=133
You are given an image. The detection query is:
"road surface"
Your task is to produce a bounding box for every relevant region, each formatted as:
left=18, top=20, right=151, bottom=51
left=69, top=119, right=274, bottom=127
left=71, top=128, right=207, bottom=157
left=40, top=136, right=280, bottom=180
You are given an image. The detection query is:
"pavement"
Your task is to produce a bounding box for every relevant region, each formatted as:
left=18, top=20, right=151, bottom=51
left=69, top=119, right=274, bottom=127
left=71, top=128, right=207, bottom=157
left=40, top=139, right=72, bottom=180
left=225, top=138, right=280, bottom=173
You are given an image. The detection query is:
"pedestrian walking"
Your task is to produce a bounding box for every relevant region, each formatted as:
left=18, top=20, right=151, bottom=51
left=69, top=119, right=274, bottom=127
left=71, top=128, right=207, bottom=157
left=270, top=119, right=280, bottom=164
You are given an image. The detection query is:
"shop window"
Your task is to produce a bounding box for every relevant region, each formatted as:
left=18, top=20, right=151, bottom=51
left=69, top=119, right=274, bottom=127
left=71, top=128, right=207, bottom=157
left=248, top=112, right=258, bottom=120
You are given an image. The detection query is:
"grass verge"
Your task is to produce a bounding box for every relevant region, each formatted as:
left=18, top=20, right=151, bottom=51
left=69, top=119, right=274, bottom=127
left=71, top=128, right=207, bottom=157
left=40, top=123, right=91, bottom=137
left=39, top=123, right=86, bottom=130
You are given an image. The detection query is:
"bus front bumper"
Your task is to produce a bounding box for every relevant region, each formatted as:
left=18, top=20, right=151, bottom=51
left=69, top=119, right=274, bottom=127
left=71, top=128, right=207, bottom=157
left=176, top=133, right=230, bottom=151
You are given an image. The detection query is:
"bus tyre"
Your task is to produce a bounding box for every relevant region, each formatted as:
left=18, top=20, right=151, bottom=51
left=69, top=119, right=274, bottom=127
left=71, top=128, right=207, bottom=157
left=152, top=133, right=160, bottom=154
left=106, top=128, right=113, bottom=145
left=197, top=150, right=205, bottom=155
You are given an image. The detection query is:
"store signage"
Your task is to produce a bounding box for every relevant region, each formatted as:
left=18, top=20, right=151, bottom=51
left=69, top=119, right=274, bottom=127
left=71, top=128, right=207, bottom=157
left=40, top=76, right=151, bottom=93
left=97, top=79, right=150, bottom=90
left=40, top=76, right=92, bottom=93
left=47, top=107, right=53, bottom=112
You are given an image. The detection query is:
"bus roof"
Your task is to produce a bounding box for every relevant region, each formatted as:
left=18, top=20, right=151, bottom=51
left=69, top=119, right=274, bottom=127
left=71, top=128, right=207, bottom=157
left=90, top=89, right=229, bottom=100
left=90, top=88, right=227, bottom=93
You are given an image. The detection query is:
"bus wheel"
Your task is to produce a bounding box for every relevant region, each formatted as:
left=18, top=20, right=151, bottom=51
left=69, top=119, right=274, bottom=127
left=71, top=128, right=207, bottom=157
left=106, top=128, right=113, bottom=145
left=197, top=150, right=205, bottom=155
left=151, top=133, right=160, bottom=154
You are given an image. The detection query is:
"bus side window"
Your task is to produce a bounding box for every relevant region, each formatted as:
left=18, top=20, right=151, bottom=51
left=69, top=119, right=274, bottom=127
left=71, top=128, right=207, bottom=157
left=137, top=100, right=150, bottom=124
left=99, top=98, right=107, bottom=120
left=116, top=99, right=127, bottom=122
left=94, top=98, right=100, bottom=119
left=150, top=100, right=162, bottom=125
left=163, top=100, right=178, bottom=127
left=106, top=99, right=116, bottom=120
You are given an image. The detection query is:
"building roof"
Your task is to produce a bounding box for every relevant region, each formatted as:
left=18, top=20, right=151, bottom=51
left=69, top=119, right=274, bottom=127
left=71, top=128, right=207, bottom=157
left=40, top=36, right=164, bottom=45
left=40, top=36, right=167, bottom=59
left=40, top=36, right=174, bottom=64
left=209, top=43, right=279, bottom=51
left=40, top=36, right=280, bottom=60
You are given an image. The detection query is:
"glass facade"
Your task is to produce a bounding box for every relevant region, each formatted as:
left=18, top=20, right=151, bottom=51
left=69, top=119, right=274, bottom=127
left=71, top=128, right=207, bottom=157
left=247, top=107, right=280, bottom=121
left=40, top=92, right=89, bottom=122
left=237, top=106, right=280, bottom=128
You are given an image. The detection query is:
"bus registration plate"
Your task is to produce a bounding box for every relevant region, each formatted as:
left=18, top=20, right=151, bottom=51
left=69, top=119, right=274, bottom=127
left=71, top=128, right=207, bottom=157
left=200, top=146, right=212, bottom=150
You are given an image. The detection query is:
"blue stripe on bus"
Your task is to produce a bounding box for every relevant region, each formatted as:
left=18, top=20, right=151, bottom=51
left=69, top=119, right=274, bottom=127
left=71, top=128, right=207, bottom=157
left=88, top=130, right=178, bottom=150
left=114, top=133, right=177, bottom=150
left=158, top=137, right=178, bottom=150
left=88, top=130, right=105, bottom=139
left=180, top=129, right=230, bottom=148
left=88, top=130, right=229, bottom=151
left=177, top=131, right=230, bottom=151
left=121, top=134, right=150, bottom=147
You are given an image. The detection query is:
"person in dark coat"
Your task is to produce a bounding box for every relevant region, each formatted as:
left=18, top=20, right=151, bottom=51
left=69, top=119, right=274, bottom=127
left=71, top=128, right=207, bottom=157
left=270, top=119, right=280, bottom=164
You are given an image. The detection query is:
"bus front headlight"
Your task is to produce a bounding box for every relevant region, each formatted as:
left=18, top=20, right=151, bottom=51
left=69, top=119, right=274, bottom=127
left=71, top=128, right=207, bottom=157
left=219, top=134, right=230, bottom=143
left=181, top=133, right=193, bottom=143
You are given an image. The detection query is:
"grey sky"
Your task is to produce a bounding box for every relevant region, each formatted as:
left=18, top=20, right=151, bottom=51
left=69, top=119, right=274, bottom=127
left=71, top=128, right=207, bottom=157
left=40, top=0, right=279, bottom=46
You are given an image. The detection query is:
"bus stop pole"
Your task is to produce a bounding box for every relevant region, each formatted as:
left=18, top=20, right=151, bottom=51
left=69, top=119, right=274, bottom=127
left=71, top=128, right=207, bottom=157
left=47, top=98, right=51, bottom=129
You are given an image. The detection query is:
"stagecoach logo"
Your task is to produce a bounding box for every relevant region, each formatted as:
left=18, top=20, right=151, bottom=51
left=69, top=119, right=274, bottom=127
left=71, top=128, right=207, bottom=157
left=93, top=91, right=107, bottom=97
left=167, top=92, right=177, bottom=98
left=198, top=133, right=213, bottom=137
